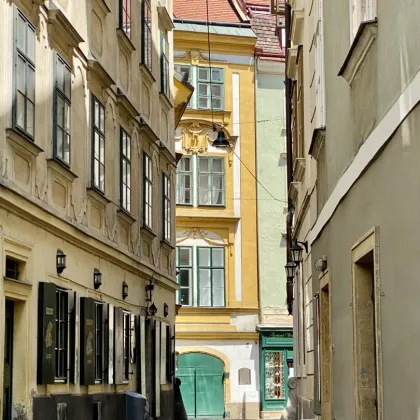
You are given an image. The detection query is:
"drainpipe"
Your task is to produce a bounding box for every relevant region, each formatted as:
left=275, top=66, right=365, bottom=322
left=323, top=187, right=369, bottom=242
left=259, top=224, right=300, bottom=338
left=285, top=1, right=294, bottom=314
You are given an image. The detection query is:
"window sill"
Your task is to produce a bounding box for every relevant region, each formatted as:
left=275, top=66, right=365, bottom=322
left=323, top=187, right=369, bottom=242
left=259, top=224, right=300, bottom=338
left=116, top=28, right=136, bottom=56
left=4, top=277, right=32, bottom=288
left=157, top=2, right=175, bottom=32
left=161, top=239, right=175, bottom=251
left=308, top=126, right=326, bottom=160
left=293, top=157, right=306, bottom=183
left=117, top=208, right=136, bottom=225
left=87, top=187, right=111, bottom=206
left=117, top=88, right=140, bottom=119
left=6, top=127, right=43, bottom=158
left=159, top=92, right=173, bottom=111
left=338, top=19, right=378, bottom=85
left=197, top=204, right=227, bottom=209
left=140, top=63, right=156, bottom=85
left=92, top=0, right=111, bottom=18
left=141, top=225, right=157, bottom=240
left=46, top=158, right=78, bottom=182
left=176, top=203, right=193, bottom=207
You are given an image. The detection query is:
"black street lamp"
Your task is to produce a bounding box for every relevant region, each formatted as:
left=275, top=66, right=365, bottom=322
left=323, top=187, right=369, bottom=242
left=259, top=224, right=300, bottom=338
left=122, top=280, right=128, bottom=300
left=149, top=302, right=157, bottom=317
left=212, top=126, right=230, bottom=149
left=285, top=261, right=297, bottom=279
left=56, top=249, right=66, bottom=275
left=290, top=241, right=308, bottom=265
left=93, top=269, right=102, bottom=290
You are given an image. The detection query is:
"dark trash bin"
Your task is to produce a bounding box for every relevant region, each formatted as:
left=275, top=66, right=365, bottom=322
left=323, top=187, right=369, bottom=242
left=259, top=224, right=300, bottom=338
left=125, top=391, right=147, bottom=420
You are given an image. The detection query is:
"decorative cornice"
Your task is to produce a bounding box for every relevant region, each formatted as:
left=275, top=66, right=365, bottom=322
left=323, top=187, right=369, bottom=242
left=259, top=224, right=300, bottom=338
left=175, top=331, right=259, bottom=340
left=87, top=58, right=115, bottom=89
left=308, top=126, right=326, bottom=159
left=117, top=89, right=140, bottom=120
left=286, top=46, right=299, bottom=80
left=116, top=28, right=135, bottom=56
left=157, top=2, right=175, bottom=31
left=6, top=128, right=44, bottom=158
left=47, top=9, right=84, bottom=49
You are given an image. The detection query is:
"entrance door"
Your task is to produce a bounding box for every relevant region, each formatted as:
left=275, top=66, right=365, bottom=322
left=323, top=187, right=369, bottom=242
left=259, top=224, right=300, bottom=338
left=3, top=301, right=14, bottom=420
left=177, top=353, right=224, bottom=418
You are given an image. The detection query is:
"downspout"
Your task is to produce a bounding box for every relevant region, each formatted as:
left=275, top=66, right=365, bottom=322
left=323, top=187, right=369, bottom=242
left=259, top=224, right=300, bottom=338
left=285, top=1, right=294, bottom=315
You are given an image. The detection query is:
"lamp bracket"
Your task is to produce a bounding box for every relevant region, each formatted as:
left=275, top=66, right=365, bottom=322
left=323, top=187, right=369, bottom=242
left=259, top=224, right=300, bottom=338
left=296, top=240, right=308, bottom=253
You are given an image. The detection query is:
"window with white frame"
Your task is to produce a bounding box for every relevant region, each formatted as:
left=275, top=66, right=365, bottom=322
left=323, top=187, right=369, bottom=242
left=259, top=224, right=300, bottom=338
left=176, top=155, right=192, bottom=205
left=173, top=65, right=224, bottom=110
left=92, top=95, right=105, bottom=192
left=162, top=173, right=171, bottom=242
left=120, top=128, right=131, bottom=212
left=176, top=155, right=225, bottom=207
left=14, top=9, right=36, bottom=138
left=176, top=247, right=193, bottom=306
left=143, top=153, right=153, bottom=229
left=351, top=0, right=375, bottom=39
left=160, top=32, right=170, bottom=98
left=176, top=245, right=226, bottom=308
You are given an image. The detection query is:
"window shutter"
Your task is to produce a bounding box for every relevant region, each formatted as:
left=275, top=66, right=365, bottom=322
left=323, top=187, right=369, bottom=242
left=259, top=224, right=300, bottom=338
left=114, top=307, right=124, bottom=384
left=166, top=324, right=172, bottom=382
left=107, top=303, right=114, bottom=384
left=130, top=314, right=137, bottom=364
left=69, top=291, right=80, bottom=384
left=80, top=297, right=95, bottom=385
left=37, top=282, right=57, bottom=384
left=102, top=303, right=109, bottom=383
left=140, top=314, right=146, bottom=395
left=154, top=320, right=161, bottom=417
left=160, top=323, right=167, bottom=384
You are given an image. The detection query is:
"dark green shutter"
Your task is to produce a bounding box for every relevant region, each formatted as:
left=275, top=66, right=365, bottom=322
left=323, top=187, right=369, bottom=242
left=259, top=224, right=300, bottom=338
left=102, top=303, right=109, bottom=383
left=166, top=324, right=171, bottom=382
left=69, top=291, right=79, bottom=384
left=37, top=282, right=57, bottom=384
left=114, top=307, right=124, bottom=384
left=80, top=297, right=95, bottom=385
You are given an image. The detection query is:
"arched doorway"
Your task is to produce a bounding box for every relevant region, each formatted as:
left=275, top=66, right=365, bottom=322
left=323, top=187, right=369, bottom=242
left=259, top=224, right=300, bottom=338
left=177, top=352, right=225, bottom=418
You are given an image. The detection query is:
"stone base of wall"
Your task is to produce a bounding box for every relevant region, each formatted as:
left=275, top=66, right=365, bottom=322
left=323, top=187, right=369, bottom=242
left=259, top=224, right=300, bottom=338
left=226, top=402, right=260, bottom=419
left=260, top=410, right=283, bottom=418
left=297, top=396, right=314, bottom=419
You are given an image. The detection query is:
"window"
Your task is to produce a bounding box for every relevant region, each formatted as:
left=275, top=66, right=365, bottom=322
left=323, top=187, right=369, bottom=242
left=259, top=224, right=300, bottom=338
left=198, top=247, right=225, bottom=307
left=120, top=129, right=131, bottom=212
left=95, top=303, right=103, bottom=382
left=53, top=55, right=72, bottom=165
left=197, top=67, right=224, bottom=110
left=143, top=153, right=153, bottom=229
left=176, top=156, right=192, bottom=205
left=198, top=156, right=225, bottom=206
left=92, top=96, right=105, bottom=192
left=176, top=247, right=193, bottom=306
left=351, top=0, right=375, bottom=38
left=162, top=174, right=171, bottom=242
left=55, top=288, right=68, bottom=381
left=5, top=257, right=20, bottom=280
left=14, top=9, right=36, bottom=137
left=160, top=32, right=170, bottom=98
left=123, top=311, right=131, bottom=382
left=142, top=0, right=152, bottom=72
left=119, top=0, right=131, bottom=38
left=174, top=64, right=192, bottom=82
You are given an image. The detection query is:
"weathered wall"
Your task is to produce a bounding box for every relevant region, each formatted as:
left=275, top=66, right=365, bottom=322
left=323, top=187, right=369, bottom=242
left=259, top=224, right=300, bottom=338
left=312, top=102, right=420, bottom=419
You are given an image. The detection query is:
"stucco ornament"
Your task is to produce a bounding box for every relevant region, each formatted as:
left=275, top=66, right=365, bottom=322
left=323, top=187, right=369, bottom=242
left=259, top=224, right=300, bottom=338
left=86, top=331, right=93, bottom=356
left=180, top=122, right=211, bottom=154
left=45, top=322, right=53, bottom=348
left=280, top=377, right=297, bottom=420
left=176, top=228, right=234, bottom=256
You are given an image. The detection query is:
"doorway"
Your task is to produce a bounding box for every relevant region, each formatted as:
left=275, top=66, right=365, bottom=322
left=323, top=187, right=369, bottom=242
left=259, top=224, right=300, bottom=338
left=177, top=353, right=225, bottom=418
left=3, top=300, right=14, bottom=420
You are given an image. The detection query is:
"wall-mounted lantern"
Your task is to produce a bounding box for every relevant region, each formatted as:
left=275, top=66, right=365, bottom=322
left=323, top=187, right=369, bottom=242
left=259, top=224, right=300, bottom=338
left=149, top=302, right=157, bottom=317
left=290, top=241, right=308, bottom=264
left=285, top=261, right=297, bottom=279
left=164, top=303, right=169, bottom=317
left=122, top=280, right=128, bottom=300
left=93, top=269, right=102, bottom=290
left=145, top=278, right=155, bottom=302
left=56, top=249, right=66, bottom=275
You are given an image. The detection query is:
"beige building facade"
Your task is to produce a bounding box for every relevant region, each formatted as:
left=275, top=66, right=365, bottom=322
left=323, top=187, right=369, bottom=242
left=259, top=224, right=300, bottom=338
left=0, top=0, right=190, bottom=418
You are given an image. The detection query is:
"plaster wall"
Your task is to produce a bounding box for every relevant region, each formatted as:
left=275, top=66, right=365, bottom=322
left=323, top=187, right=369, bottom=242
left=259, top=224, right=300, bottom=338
left=312, top=102, right=420, bottom=420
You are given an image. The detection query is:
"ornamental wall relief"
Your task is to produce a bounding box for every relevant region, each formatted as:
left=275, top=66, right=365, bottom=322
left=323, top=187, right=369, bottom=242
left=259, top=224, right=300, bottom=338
left=176, top=228, right=234, bottom=256
left=179, top=122, right=211, bottom=154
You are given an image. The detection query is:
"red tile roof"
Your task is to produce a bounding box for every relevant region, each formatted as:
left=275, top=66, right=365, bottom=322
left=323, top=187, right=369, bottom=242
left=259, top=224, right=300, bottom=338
left=174, top=0, right=243, bottom=23
left=250, top=12, right=284, bottom=58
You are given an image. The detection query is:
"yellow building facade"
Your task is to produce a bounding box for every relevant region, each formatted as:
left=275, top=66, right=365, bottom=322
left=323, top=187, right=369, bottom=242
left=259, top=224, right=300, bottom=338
left=173, top=11, right=261, bottom=418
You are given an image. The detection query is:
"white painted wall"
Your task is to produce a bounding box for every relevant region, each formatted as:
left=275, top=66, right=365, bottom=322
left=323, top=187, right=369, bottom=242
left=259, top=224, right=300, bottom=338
left=177, top=340, right=260, bottom=403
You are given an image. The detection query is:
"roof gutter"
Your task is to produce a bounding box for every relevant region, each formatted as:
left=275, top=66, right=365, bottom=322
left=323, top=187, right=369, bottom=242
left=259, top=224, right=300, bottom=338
left=173, top=18, right=252, bottom=28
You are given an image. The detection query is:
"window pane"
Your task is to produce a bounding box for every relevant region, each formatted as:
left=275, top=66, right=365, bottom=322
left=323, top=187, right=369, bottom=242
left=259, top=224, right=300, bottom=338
left=200, top=287, right=211, bottom=307
left=213, top=158, right=223, bottom=173
left=199, top=157, right=210, bottom=172
left=126, top=162, right=131, bottom=188
left=57, top=96, right=64, bottom=127
left=26, top=100, right=34, bottom=136
left=94, top=100, right=99, bottom=128
left=17, top=15, right=26, bottom=52
left=179, top=247, right=191, bottom=265
left=64, top=67, right=71, bottom=98
left=213, top=287, right=225, bottom=306
left=57, top=61, right=64, bottom=92
left=199, top=248, right=211, bottom=267
left=180, top=288, right=190, bottom=306
left=198, top=68, right=209, bottom=81
left=57, top=127, right=63, bottom=158
left=27, top=66, right=35, bottom=102
left=199, top=175, right=210, bottom=190
left=94, top=132, right=100, bottom=159
left=212, top=84, right=222, bottom=97
left=64, top=134, right=70, bottom=164
left=199, top=269, right=211, bottom=288
left=94, top=159, right=100, bottom=187
left=212, top=69, right=223, bottom=83
left=27, top=26, right=35, bottom=62
left=179, top=269, right=190, bottom=287
left=198, top=97, right=208, bottom=109
left=16, top=92, right=25, bottom=128
left=64, top=102, right=70, bottom=132
left=198, top=190, right=211, bottom=206
left=213, top=189, right=224, bottom=205
left=100, top=137, right=105, bottom=163
left=198, top=83, right=208, bottom=96
left=212, top=248, right=224, bottom=267
left=212, top=98, right=222, bottom=109
left=99, top=164, right=105, bottom=191
left=181, top=156, right=191, bottom=171
left=99, top=106, right=105, bottom=132
left=17, top=57, right=25, bottom=92
left=126, top=136, right=131, bottom=160
left=213, top=269, right=224, bottom=287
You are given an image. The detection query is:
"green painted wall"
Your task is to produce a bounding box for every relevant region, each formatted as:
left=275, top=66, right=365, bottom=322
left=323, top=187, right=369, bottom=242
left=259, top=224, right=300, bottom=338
left=255, top=64, right=288, bottom=315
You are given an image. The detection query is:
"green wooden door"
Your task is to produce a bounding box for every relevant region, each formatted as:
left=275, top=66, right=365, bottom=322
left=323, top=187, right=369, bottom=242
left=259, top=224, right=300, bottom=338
left=177, top=353, right=225, bottom=418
